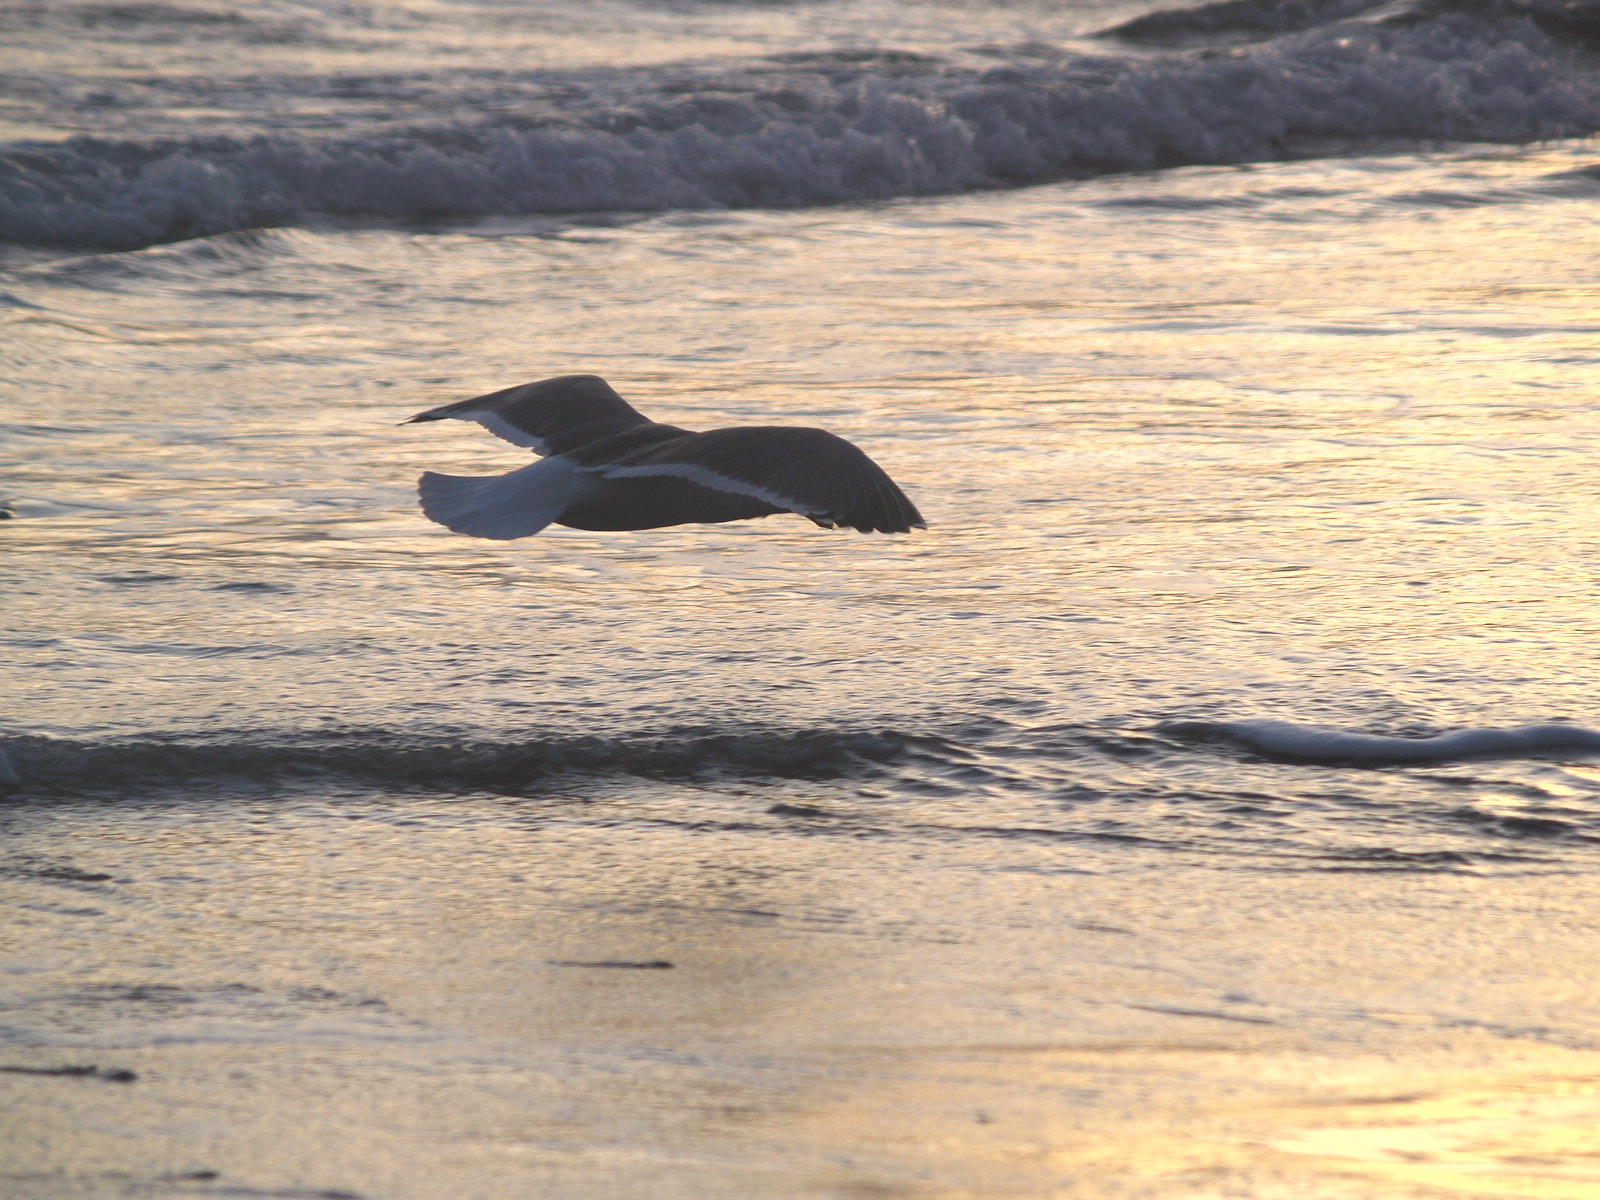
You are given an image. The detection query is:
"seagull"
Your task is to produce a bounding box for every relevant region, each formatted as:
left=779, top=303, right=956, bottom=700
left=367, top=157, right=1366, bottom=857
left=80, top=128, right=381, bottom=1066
left=406, top=374, right=926, bottom=539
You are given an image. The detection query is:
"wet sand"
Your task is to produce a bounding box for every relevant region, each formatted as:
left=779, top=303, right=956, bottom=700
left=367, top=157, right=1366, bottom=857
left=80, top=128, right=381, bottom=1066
left=5, top=791, right=1600, bottom=1199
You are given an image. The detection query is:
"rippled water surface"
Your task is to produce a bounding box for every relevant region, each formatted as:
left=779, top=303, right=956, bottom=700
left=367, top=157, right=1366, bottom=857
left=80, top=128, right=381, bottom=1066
left=6, top=0, right=1600, bottom=1194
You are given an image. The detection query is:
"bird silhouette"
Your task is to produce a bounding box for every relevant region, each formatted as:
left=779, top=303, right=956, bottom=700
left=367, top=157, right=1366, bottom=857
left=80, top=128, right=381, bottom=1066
left=407, top=374, right=925, bottom=539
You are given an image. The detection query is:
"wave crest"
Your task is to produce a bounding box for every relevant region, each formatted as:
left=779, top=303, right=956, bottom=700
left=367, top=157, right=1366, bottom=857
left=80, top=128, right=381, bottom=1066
left=4, top=8, right=1596, bottom=249
left=0, top=726, right=928, bottom=797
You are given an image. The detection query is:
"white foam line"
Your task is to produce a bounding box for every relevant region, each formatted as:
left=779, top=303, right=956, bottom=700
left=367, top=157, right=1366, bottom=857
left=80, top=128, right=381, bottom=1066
left=1163, top=719, right=1600, bottom=763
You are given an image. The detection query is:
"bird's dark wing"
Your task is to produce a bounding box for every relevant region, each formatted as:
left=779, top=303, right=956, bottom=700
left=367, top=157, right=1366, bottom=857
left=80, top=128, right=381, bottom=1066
left=404, top=374, right=656, bottom=456
left=596, top=426, right=926, bottom=534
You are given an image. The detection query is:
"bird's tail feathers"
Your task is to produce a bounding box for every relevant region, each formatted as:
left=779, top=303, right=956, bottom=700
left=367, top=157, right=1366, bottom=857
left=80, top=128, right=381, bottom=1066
left=418, top=456, right=590, bottom=541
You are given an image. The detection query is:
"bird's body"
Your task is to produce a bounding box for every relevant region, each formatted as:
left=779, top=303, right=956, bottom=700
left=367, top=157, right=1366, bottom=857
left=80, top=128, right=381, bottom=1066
left=407, top=374, right=925, bottom=539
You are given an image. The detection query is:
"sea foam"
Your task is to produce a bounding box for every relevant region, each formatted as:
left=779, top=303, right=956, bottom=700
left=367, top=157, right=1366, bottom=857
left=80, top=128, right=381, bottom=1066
left=3, top=6, right=1596, bottom=249
left=1161, top=718, right=1600, bottom=762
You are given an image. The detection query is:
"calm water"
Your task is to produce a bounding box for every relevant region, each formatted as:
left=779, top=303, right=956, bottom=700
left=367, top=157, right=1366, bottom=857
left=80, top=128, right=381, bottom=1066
left=6, top=1, right=1600, bottom=1196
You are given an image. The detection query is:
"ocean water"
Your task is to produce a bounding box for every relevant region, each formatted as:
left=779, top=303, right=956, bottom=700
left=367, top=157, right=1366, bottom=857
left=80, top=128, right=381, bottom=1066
left=6, top=1, right=1600, bottom=1196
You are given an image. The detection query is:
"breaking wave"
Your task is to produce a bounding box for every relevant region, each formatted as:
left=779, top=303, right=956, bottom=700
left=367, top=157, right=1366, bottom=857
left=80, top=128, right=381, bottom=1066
left=0, top=726, right=929, bottom=798
left=4, top=0, right=1599, bottom=249
left=8, top=715, right=1600, bottom=870
left=9, top=713, right=1600, bottom=796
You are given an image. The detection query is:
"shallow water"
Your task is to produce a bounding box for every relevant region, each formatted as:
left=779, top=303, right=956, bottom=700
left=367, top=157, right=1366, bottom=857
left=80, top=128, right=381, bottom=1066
left=6, top=0, right=1600, bottom=1195
left=10, top=796, right=1600, bottom=1199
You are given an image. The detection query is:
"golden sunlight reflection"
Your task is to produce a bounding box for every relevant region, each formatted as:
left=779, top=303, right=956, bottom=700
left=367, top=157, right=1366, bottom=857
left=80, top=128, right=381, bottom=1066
left=8, top=113, right=1600, bottom=1198
left=9, top=794, right=1600, bottom=1197
left=1273, top=1076, right=1600, bottom=1198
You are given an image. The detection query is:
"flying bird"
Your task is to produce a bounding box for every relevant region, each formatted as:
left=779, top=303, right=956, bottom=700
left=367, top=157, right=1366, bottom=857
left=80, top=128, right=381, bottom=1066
left=406, top=374, right=926, bottom=539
